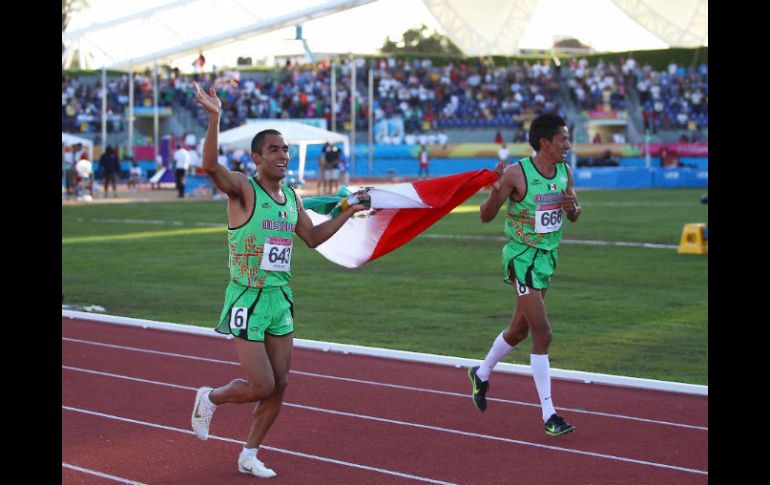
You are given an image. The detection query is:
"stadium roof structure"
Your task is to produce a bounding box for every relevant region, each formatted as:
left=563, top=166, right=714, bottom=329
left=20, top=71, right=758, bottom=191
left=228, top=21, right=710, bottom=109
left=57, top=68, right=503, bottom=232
left=423, top=0, right=707, bottom=56
left=62, top=0, right=378, bottom=70
left=63, top=0, right=707, bottom=70
left=214, top=120, right=350, bottom=182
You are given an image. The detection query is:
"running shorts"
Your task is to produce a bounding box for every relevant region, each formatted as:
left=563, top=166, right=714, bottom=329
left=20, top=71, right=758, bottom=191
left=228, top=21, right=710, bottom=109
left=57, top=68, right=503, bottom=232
left=501, top=240, right=559, bottom=290
left=215, top=282, right=295, bottom=341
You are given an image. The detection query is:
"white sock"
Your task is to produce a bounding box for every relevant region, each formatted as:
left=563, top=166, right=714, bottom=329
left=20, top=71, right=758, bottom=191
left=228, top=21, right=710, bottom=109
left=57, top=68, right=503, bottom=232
left=204, top=390, right=218, bottom=411
left=240, top=447, right=257, bottom=460
left=476, top=331, right=514, bottom=381
left=530, top=354, right=556, bottom=422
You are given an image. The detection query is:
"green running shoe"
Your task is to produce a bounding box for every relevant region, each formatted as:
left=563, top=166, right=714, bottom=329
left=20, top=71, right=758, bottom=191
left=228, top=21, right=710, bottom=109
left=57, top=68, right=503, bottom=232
left=468, top=366, right=489, bottom=412
left=544, top=414, right=575, bottom=436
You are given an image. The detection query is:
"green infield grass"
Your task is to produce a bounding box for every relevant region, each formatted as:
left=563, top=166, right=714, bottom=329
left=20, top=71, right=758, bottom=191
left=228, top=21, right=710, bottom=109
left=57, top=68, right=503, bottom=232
left=62, top=188, right=708, bottom=385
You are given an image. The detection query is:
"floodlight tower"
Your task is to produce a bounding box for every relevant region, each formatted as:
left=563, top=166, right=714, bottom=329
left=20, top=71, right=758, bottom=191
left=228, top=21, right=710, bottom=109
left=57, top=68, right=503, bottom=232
left=292, top=25, right=315, bottom=64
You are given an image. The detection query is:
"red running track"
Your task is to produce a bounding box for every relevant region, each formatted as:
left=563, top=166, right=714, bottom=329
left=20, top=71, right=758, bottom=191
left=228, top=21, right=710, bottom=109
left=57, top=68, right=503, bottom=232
left=62, top=317, right=708, bottom=484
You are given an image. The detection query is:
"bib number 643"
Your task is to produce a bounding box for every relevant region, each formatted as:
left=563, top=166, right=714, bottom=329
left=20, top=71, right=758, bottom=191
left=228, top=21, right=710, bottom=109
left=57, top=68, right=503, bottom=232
left=260, top=237, right=293, bottom=271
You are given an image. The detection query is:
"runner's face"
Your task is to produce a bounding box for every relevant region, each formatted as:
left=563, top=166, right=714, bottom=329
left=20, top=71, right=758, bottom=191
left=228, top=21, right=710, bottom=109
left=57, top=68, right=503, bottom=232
left=542, top=127, right=571, bottom=163
left=254, top=134, right=289, bottom=180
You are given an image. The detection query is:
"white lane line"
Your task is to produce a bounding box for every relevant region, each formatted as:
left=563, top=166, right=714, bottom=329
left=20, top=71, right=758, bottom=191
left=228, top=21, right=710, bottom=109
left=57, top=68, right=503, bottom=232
left=63, top=365, right=196, bottom=391
left=75, top=218, right=677, bottom=250
left=75, top=217, right=220, bottom=227
left=285, top=403, right=707, bottom=476
left=61, top=371, right=707, bottom=477
left=292, top=369, right=707, bottom=431
left=421, top=234, right=678, bottom=249
left=62, top=337, right=708, bottom=431
left=62, top=405, right=456, bottom=485
left=61, top=463, right=148, bottom=484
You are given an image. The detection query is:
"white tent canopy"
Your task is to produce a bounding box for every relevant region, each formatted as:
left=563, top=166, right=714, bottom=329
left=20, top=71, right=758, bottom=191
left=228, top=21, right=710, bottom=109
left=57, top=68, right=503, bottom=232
left=214, top=121, right=350, bottom=182
left=62, top=132, right=94, bottom=160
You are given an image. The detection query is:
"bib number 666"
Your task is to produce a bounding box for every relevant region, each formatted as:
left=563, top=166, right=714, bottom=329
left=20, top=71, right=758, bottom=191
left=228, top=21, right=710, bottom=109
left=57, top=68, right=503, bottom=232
left=535, top=208, right=563, bottom=233
left=541, top=210, right=562, bottom=227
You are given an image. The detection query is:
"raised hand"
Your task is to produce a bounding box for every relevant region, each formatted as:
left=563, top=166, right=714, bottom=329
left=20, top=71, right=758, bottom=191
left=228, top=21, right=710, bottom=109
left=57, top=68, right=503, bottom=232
left=192, top=81, right=222, bottom=114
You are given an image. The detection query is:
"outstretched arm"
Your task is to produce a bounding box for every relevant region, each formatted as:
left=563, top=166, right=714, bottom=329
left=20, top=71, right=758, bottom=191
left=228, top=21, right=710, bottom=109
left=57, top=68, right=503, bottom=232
left=295, top=191, right=370, bottom=248
left=480, top=162, right=517, bottom=222
left=193, top=81, right=248, bottom=198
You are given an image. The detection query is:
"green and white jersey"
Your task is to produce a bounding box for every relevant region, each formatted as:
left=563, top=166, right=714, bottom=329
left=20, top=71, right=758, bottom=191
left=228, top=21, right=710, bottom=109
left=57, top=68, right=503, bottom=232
left=228, top=177, right=299, bottom=288
left=504, top=157, right=569, bottom=250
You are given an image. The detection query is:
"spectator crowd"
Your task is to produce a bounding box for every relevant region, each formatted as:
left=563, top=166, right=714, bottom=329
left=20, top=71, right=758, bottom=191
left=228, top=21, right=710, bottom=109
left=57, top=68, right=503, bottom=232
left=63, top=54, right=707, bottom=145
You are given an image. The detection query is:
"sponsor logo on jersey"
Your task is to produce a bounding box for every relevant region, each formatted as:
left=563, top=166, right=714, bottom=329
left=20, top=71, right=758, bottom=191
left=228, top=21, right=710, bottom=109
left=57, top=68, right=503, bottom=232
left=262, top=202, right=271, bottom=209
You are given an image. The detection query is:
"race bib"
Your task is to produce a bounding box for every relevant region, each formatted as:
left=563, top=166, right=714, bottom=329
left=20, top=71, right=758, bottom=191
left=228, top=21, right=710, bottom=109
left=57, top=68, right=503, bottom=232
left=260, top=237, right=293, bottom=272
left=515, top=279, right=530, bottom=296
left=534, top=206, right=563, bottom=233
left=230, top=306, right=248, bottom=332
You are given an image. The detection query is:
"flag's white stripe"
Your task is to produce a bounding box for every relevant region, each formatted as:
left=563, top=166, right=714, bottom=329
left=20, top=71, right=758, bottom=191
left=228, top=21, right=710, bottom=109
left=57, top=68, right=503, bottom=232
left=367, top=183, right=432, bottom=209
left=305, top=182, right=431, bottom=268
left=308, top=208, right=398, bottom=268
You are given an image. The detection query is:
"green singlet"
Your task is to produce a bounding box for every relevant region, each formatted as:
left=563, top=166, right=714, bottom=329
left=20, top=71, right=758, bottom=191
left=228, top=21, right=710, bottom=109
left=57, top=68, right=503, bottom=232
left=501, top=157, right=569, bottom=290
left=215, top=177, right=299, bottom=341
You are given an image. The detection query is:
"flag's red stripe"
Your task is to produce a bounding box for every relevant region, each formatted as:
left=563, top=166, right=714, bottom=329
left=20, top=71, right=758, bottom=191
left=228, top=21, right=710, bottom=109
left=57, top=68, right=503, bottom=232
left=369, top=169, right=498, bottom=262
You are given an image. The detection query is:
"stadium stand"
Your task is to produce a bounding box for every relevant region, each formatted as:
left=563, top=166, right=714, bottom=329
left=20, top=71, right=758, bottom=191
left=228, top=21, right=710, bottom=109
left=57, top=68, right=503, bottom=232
left=63, top=54, right=706, bottom=149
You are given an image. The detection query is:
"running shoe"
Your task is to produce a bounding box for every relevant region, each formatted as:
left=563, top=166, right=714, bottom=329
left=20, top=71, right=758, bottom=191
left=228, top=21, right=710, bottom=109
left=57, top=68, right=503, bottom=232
left=468, top=366, right=489, bottom=412
left=191, top=386, right=215, bottom=440
left=544, top=413, right=575, bottom=436
left=238, top=455, right=277, bottom=478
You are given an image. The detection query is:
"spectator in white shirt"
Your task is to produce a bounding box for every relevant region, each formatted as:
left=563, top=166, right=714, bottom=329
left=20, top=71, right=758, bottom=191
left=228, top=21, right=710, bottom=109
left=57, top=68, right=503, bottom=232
left=498, top=143, right=510, bottom=165
left=174, top=143, right=190, bottom=198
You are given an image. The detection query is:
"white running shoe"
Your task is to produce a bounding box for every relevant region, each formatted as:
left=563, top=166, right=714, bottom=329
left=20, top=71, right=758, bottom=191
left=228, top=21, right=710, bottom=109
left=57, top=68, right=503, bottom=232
left=238, top=455, right=277, bottom=478
left=191, top=386, right=214, bottom=440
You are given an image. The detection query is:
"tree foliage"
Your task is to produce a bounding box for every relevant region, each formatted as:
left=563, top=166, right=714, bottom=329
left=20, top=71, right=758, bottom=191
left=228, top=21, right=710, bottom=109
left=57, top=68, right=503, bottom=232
left=380, top=24, right=463, bottom=56
left=553, top=37, right=591, bottom=49
left=62, top=0, right=90, bottom=57
left=62, top=0, right=89, bottom=32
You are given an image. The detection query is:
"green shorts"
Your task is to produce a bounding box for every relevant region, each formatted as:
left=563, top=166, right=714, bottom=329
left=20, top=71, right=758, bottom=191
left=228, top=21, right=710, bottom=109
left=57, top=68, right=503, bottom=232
left=215, top=282, right=295, bottom=342
left=502, top=241, right=559, bottom=290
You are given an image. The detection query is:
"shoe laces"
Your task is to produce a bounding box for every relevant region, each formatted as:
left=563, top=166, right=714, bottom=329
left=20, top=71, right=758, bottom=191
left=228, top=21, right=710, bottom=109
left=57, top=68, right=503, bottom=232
left=195, top=401, right=214, bottom=422
left=242, top=455, right=268, bottom=469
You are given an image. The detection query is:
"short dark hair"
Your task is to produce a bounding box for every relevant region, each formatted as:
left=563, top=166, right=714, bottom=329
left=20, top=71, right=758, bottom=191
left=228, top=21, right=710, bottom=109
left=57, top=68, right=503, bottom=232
left=251, top=129, right=283, bottom=154
left=528, top=113, right=567, bottom=151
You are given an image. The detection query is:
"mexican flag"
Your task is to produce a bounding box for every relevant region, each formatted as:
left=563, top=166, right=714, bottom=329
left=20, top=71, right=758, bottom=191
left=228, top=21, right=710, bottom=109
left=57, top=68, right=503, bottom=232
left=302, top=169, right=498, bottom=268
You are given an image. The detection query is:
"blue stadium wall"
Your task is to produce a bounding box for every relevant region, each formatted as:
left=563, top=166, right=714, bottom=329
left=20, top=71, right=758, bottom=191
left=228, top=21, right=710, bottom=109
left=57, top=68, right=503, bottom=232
left=99, top=144, right=707, bottom=190
left=291, top=145, right=708, bottom=189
